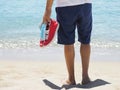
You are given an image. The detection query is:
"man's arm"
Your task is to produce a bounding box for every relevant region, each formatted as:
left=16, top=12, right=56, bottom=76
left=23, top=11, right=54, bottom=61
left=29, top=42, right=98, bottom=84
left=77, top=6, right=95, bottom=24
left=43, top=0, right=54, bottom=23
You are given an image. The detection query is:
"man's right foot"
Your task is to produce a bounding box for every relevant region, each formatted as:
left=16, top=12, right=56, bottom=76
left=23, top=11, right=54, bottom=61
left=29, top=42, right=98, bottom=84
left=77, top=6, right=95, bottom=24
left=81, top=77, right=91, bottom=85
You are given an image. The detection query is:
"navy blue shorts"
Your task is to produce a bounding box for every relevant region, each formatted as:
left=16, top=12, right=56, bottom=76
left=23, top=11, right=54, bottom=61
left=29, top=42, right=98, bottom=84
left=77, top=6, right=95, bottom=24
left=56, top=3, right=92, bottom=45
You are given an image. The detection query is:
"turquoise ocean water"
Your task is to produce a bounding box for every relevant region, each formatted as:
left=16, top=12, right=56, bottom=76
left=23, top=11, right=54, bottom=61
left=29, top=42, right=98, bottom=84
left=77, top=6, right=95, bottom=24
left=0, top=0, right=120, bottom=49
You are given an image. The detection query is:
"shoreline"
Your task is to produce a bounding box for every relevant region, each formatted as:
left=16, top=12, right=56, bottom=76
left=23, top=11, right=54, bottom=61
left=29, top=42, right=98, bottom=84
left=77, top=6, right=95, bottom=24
left=0, top=46, right=120, bottom=62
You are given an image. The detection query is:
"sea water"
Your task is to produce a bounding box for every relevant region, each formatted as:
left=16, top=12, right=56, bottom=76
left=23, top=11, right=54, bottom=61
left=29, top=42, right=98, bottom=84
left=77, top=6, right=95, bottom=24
left=0, top=0, right=120, bottom=61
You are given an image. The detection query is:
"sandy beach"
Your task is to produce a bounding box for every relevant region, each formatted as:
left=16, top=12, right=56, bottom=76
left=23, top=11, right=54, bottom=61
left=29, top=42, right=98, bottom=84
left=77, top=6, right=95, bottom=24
left=0, top=61, right=120, bottom=90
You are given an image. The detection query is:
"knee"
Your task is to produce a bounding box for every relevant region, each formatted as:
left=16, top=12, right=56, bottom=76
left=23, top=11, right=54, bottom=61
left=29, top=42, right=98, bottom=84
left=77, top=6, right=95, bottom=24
left=81, top=43, right=90, bottom=47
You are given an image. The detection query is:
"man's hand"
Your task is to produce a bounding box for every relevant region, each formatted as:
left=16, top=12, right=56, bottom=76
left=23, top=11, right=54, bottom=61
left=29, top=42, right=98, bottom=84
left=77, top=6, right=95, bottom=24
left=43, top=9, right=51, bottom=24
left=42, top=0, right=53, bottom=24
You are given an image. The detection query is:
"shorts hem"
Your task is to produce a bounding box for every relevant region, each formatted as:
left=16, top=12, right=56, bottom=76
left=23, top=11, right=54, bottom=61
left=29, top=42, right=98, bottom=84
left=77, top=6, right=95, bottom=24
left=78, top=40, right=91, bottom=44
left=57, top=41, right=75, bottom=45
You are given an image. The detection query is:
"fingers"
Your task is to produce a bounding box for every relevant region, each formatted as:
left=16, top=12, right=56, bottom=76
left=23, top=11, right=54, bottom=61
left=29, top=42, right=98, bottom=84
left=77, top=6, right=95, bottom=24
left=43, top=16, right=50, bottom=24
left=42, top=10, right=51, bottom=24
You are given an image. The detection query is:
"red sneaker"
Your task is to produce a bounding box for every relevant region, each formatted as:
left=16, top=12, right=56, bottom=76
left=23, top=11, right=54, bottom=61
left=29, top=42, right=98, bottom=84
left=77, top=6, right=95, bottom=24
left=40, top=19, right=59, bottom=47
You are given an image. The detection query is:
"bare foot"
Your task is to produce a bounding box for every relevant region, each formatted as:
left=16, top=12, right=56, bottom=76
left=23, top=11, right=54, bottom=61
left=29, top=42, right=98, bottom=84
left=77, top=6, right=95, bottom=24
left=63, top=79, right=76, bottom=85
left=82, top=77, right=91, bottom=85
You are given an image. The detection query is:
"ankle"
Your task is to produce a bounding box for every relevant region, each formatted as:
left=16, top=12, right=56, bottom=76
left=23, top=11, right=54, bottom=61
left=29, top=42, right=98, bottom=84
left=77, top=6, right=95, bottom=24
left=82, top=74, right=89, bottom=79
left=68, top=76, right=75, bottom=82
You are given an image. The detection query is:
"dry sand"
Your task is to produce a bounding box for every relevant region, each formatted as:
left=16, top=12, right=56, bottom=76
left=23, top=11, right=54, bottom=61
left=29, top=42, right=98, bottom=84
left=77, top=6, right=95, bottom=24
left=0, top=61, right=120, bottom=90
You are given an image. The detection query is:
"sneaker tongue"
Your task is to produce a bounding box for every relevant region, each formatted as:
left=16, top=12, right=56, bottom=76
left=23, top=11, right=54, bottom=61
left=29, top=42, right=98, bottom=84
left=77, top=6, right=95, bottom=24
left=46, top=22, right=50, bottom=30
left=45, top=22, right=51, bottom=40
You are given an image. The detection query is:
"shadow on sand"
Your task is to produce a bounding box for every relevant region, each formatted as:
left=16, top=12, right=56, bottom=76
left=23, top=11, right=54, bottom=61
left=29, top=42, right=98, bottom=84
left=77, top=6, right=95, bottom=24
left=43, top=79, right=110, bottom=90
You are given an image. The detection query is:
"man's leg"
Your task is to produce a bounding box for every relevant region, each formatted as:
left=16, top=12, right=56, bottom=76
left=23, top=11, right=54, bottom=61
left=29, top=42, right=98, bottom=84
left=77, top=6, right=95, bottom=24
left=80, top=43, right=91, bottom=85
left=64, top=44, right=76, bottom=85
